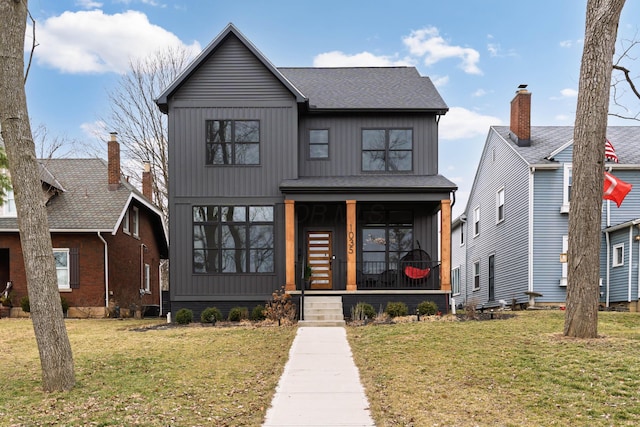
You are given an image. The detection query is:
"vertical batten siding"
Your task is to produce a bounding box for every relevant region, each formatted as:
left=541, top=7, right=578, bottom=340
left=531, top=169, right=568, bottom=302
left=465, top=130, right=530, bottom=306
left=298, top=114, right=438, bottom=177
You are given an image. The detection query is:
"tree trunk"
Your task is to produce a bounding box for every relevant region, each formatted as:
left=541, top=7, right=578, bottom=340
left=564, top=0, right=626, bottom=338
left=0, top=0, right=75, bottom=391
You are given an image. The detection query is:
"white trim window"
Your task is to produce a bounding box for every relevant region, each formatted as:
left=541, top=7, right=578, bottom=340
left=613, top=243, right=624, bottom=267
left=144, top=263, right=151, bottom=293
left=473, top=206, right=480, bottom=237
left=560, top=235, right=568, bottom=286
left=0, top=189, right=17, bottom=217
left=460, top=223, right=465, bottom=246
left=123, top=208, right=130, bottom=234
left=53, top=249, right=70, bottom=290
left=452, top=266, right=461, bottom=296
left=561, top=163, right=572, bottom=213
left=496, top=187, right=505, bottom=223
left=132, top=206, right=140, bottom=238
left=473, top=261, right=480, bottom=290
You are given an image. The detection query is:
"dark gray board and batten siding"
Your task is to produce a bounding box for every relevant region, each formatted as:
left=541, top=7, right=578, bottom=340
left=166, top=34, right=298, bottom=301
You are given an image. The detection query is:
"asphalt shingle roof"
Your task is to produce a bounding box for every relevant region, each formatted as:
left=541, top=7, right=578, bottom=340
left=280, top=175, right=457, bottom=192
left=493, top=125, right=640, bottom=165
left=279, top=67, right=448, bottom=112
left=0, top=158, right=143, bottom=231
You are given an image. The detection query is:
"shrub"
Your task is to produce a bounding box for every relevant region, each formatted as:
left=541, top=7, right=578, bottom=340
left=385, top=301, right=408, bottom=318
left=417, top=300, right=438, bottom=316
left=352, top=302, right=376, bottom=320
left=228, top=306, right=249, bottom=322
left=60, top=296, right=70, bottom=314
left=250, top=304, right=266, bottom=321
left=265, top=286, right=297, bottom=324
left=200, top=307, right=222, bottom=324
left=175, top=308, right=193, bottom=325
left=20, top=296, right=30, bottom=313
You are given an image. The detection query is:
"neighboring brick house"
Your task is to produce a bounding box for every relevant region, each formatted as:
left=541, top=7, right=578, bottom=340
left=0, top=134, right=168, bottom=317
left=155, top=23, right=457, bottom=318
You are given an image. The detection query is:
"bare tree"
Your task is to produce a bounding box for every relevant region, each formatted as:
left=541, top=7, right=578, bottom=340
left=102, top=46, right=194, bottom=223
left=0, top=0, right=75, bottom=390
left=565, top=0, right=626, bottom=338
left=610, top=33, right=640, bottom=121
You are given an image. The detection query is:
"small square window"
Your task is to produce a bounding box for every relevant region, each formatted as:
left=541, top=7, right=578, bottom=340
left=309, top=129, right=329, bottom=159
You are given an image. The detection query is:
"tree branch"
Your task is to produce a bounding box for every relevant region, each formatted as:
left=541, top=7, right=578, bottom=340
left=612, top=64, right=640, bottom=101
left=24, top=4, right=38, bottom=84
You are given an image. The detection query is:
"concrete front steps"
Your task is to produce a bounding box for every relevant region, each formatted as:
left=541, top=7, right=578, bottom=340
left=298, top=296, right=346, bottom=327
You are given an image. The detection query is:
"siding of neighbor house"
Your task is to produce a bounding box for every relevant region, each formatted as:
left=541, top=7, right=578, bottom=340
left=167, top=33, right=297, bottom=302
left=463, top=128, right=530, bottom=306
left=450, top=221, right=466, bottom=304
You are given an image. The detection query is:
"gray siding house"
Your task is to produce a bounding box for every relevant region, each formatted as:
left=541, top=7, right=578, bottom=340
left=156, top=24, right=457, bottom=318
left=452, top=87, right=640, bottom=311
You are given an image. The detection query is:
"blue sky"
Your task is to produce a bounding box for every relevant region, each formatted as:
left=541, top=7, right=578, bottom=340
left=24, top=0, right=640, bottom=217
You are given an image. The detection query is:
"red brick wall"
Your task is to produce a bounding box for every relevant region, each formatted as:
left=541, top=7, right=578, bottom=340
left=0, top=203, right=164, bottom=315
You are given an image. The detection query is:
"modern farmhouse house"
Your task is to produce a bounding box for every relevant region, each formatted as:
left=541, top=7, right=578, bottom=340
left=156, top=23, right=457, bottom=318
left=452, top=86, right=640, bottom=311
left=0, top=134, right=168, bottom=318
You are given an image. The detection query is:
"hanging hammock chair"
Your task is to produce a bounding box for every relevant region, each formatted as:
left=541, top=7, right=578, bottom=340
left=401, top=242, right=431, bottom=280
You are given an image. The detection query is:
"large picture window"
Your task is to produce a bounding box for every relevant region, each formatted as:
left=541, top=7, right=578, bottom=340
left=362, top=129, right=412, bottom=172
left=206, top=120, right=260, bottom=165
left=361, top=209, right=413, bottom=274
left=193, top=205, right=274, bottom=273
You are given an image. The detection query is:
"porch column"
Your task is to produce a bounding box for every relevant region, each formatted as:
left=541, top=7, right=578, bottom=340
left=346, top=200, right=357, bottom=291
left=285, top=200, right=296, bottom=292
left=440, top=199, right=451, bottom=292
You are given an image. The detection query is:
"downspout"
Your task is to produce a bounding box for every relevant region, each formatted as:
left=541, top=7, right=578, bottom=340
left=528, top=167, right=535, bottom=294
left=605, top=231, right=610, bottom=308
left=97, top=232, right=109, bottom=310
left=629, top=226, right=633, bottom=303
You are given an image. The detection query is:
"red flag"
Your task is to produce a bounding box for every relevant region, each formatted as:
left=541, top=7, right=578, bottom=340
left=605, top=138, right=619, bottom=163
left=603, top=171, right=632, bottom=207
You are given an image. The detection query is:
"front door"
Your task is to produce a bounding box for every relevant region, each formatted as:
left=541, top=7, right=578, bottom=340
left=306, top=231, right=333, bottom=290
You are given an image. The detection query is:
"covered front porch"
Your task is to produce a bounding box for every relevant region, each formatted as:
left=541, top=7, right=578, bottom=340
left=280, top=175, right=456, bottom=296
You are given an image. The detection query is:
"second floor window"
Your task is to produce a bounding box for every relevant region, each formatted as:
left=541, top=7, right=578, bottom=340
left=132, top=207, right=140, bottom=238
left=496, top=188, right=505, bottom=223
left=206, top=120, right=260, bottom=165
left=309, top=129, right=329, bottom=159
left=0, top=189, right=16, bottom=217
left=362, top=129, right=412, bottom=172
left=473, top=206, right=480, bottom=237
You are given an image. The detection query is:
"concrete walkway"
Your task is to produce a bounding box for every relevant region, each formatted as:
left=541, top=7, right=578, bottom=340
left=263, top=327, right=375, bottom=427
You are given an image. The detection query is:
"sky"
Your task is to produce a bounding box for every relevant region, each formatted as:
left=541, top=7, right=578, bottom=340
left=23, top=0, right=640, bottom=217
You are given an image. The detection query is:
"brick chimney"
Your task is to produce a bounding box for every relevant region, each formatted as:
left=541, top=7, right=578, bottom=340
left=510, top=85, right=531, bottom=147
left=108, top=132, right=121, bottom=191
left=142, top=161, right=152, bottom=201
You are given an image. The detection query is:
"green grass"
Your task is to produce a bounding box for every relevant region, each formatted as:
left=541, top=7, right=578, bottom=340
left=347, top=311, right=640, bottom=426
left=0, top=319, right=296, bottom=426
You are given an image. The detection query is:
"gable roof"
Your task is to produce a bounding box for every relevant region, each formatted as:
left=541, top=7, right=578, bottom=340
left=279, top=67, right=448, bottom=112
left=492, top=125, right=640, bottom=166
left=155, top=23, right=306, bottom=113
left=0, top=158, right=168, bottom=257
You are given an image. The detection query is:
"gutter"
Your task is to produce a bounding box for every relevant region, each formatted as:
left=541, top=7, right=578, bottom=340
left=97, top=232, right=109, bottom=309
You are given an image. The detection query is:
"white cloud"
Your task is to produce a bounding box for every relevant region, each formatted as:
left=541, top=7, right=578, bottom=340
left=487, top=43, right=499, bottom=57
left=80, top=120, right=107, bottom=139
left=28, top=10, right=201, bottom=74
left=312, top=51, right=413, bottom=67
left=559, top=40, right=573, bottom=48
left=550, top=88, right=578, bottom=100
left=555, top=114, right=573, bottom=122
left=431, top=75, right=449, bottom=87
left=402, top=27, right=482, bottom=75
left=75, top=0, right=103, bottom=8
left=472, top=89, right=488, bottom=97
left=439, top=107, right=502, bottom=140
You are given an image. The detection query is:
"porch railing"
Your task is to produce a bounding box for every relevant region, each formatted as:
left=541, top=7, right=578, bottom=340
left=337, top=260, right=441, bottom=290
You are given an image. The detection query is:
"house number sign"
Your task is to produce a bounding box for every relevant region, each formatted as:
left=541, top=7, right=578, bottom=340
left=348, top=223, right=355, bottom=255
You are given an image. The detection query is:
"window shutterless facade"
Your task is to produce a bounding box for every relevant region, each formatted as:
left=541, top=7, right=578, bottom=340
left=473, top=206, right=480, bottom=237
left=193, top=205, right=274, bottom=273
left=496, top=187, right=505, bottom=223
left=451, top=266, right=460, bottom=296
left=473, top=261, right=480, bottom=290
left=362, top=129, right=412, bottom=172
left=613, top=243, right=624, bottom=267
left=206, top=120, right=260, bottom=165
left=309, top=129, right=329, bottom=159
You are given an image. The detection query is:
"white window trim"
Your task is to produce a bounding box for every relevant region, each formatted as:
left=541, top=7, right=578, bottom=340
left=561, top=163, right=572, bottom=214
left=473, top=206, right=480, bottom=237
left=144, top=263, right=151, bottom=293
left=123, top=209, right=130, bottom=234
left=451, top=266, right=461, bottom=296
left=560, top=235, right=568, bottom=286
left=496, top=187, right=505, bottom=224
left=473, top=261, right=480, bottom=290
left=53, top=248, right=70, bottom=290
left=613, top=243, right=624, bottom=267
left=459, top=224, right=465, bottom=246
left=132, top=206, right=140, bottom=238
